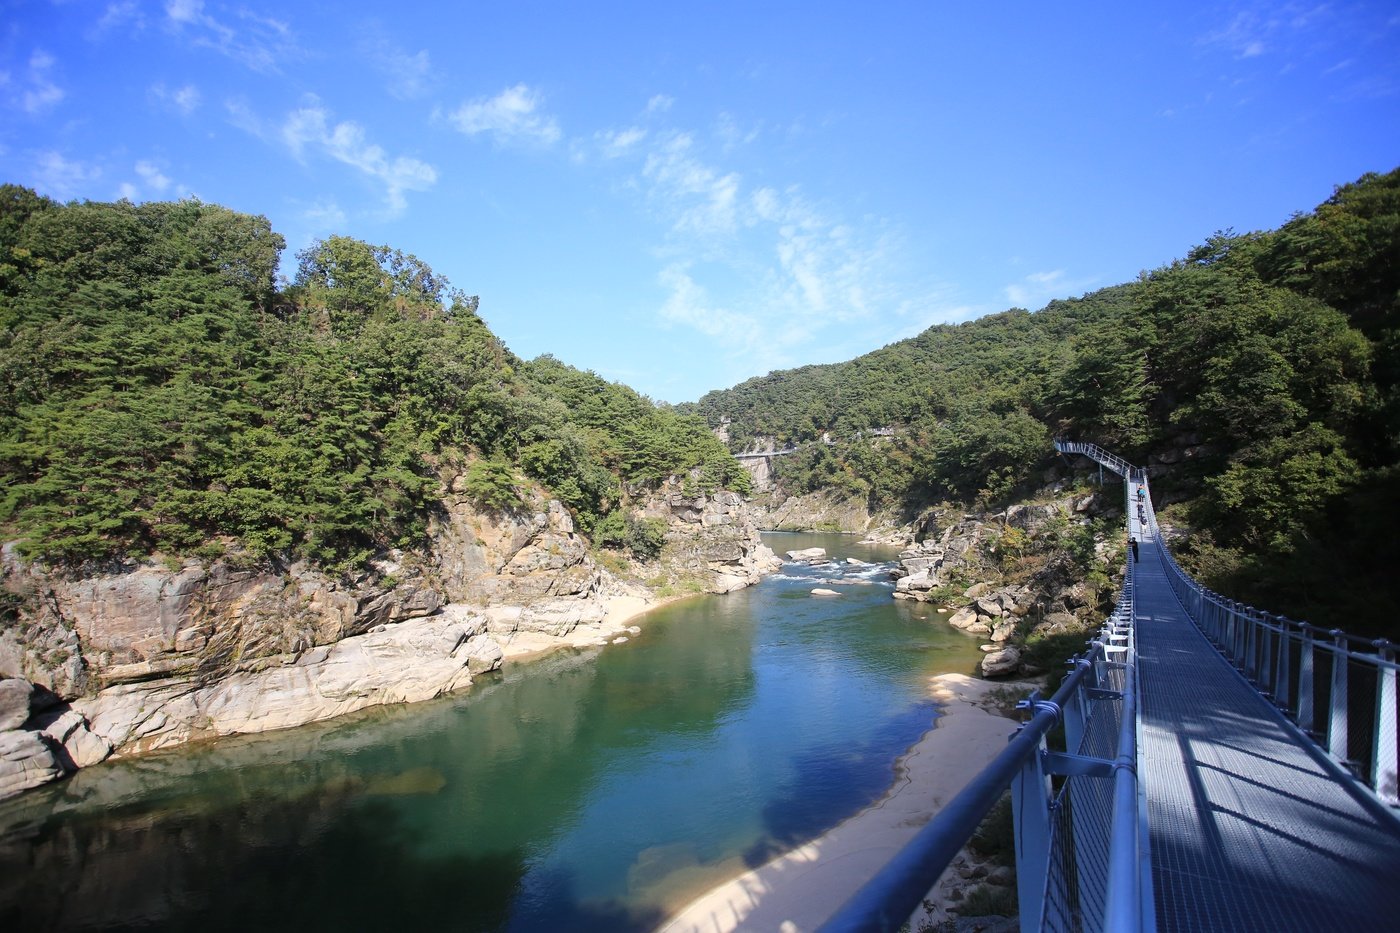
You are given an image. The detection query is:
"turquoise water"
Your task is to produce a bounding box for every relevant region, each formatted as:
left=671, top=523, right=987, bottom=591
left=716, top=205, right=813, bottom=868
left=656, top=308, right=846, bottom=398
left=0, top=533, right=986, bottom=931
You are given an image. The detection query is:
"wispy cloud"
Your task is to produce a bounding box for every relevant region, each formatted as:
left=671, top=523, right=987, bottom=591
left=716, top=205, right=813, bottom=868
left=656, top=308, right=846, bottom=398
left=715, top=111, right=760, bottom=151
left=596, top=126, right=648, bottom=159
left=281, top=100, right=437, bottom=215
left=593, top=114, right=939, bottom=381
left=8, top=49, right=66, bottom=114
left=641, top=131, right=743, bottom=237
left=94, top=2, right=145, bottom=34
left=363, top=36, right=434, bottom=100
left=1003, top=269, right=1096, bottom=309
left=1202, top=9, right=1271, bottom=59
left=32, top=151, right=101, bottom=199
left=447, top=84, right=562, bottom=147
left=163, top=0, right=297, bottom=73
left=298, top=198, right=348, bottom=231
left=117, top=159, right=183, bottom=201
left=229, top=96, right=436, bottom=216
left=658, top=263, right=764, bottom=345
left=151, top=82, right=202, bottom=115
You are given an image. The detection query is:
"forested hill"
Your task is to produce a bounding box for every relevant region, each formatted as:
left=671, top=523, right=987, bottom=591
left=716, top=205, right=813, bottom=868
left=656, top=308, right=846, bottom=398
left=0, top=187, right=748, bottom=571
left=688, top=167, right=1400, bottom=632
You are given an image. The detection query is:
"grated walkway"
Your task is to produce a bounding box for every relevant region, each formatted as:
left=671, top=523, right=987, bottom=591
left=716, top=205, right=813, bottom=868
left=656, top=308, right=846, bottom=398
left=1134, top=535, right=1400, bottom=931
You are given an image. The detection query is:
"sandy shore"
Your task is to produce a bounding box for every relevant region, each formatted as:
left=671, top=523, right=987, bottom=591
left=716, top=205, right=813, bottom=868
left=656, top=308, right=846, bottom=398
left=655, top=673, right=1023, bottom=933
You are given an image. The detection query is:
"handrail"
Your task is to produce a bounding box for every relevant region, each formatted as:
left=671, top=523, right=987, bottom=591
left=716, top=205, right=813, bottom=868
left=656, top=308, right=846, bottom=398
left=819, top=653, right=1101, bottom=932
left=823, top=443, right=1148, bottom=931
left=1059, top=439, right=1399, bottom=809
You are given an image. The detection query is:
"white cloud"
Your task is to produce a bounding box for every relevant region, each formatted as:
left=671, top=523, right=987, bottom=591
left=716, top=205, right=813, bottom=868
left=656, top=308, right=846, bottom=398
left=646, top=94, right=674, bottom=114
left=164, top=0, right=296, bottom=73
left=32, top=151, right=100, bottom=199
left=300, top=199, right=348, bottom=230
left=448, top=84, right=561, bottom=146
left=1003, top=269, right=1096, bottom=309
left=165, top=0, right=202, bottom=24
left=642, top=132, right=742, bottom=235
left=587, top=116, right=925, bottom=378
left=1201, top=9, right=1274, bottom=59
left=96, top=2, right=144, bottom=33
left=658, top=263, right=764, bottom=346
left=364, top=37, right=433, bottom=100
left=280, top=101, right=437, bottom=215
left=17, top=50, right=65, bottom=114
left=152, top=82, right=201, bottom=114
left=135, top=160, right=172, bottom=192
left=596, top=126, right=647, bottom=158
left=114, top=159, right=188, bottom=202
left=715, top=111, right=759, bottom=151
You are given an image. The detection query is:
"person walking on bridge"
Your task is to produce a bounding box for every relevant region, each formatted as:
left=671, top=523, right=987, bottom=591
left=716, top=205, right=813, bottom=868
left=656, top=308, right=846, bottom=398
left=1130, top=536, right=1139, bottom=563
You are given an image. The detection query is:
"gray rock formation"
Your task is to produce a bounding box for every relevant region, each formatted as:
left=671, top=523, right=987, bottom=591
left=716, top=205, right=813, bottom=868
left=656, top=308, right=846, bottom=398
left=0, top=678, right=30, bottom=731
left=980, top=647, right=1022, bottom=678
left=75, top=612, right=500, bottom=754
left=0, top=465, right=779, bottom=799
left=0, top=728, right=63, bottom=798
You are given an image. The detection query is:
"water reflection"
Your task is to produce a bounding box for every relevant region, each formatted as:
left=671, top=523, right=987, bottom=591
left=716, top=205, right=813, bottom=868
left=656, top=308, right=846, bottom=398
left=0, top=534, right=986, bottom=931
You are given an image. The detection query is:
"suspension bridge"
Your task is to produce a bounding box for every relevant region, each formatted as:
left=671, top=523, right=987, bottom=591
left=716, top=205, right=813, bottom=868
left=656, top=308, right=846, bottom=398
left=820, top=440, right=1400, bottom=932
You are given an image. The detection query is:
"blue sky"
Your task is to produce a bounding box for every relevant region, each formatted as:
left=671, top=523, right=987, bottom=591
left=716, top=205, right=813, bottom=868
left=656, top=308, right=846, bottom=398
left=3, top=2, right=1398, bottom=403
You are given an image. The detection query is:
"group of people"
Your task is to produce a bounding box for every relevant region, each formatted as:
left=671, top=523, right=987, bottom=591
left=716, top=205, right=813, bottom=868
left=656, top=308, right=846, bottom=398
left=1130, top=484, right=1147, bottom=562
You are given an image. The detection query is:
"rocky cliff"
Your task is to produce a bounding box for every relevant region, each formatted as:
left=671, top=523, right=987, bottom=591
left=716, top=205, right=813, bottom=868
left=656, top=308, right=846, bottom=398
left=0, top=468, right=775, bottom=799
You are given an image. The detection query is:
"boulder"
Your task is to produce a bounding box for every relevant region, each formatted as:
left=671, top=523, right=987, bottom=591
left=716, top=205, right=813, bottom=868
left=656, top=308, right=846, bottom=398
left=786, top=547, right=828, bottom=564
left=991, top=619, right=1018, bottom=643
left=810, top=588, right=841, bottom=597
left=900, top=557, right=940, bottom=579
left=711, top=573, right=750, bottom=594
left=980, top=647, right=1022, bottom=678
left=0, top=729, right=63, bottom=799
left=963, top=582, right=991, bottom=599
left=948, top=608, right=981, bottom=630
left=35, top=708, right=112, bottom=768
left=0, top=678, right=31, bottom=731
left=974, top=596, right=1004, bottom=618
left=896, top=571, right=937, bottom=595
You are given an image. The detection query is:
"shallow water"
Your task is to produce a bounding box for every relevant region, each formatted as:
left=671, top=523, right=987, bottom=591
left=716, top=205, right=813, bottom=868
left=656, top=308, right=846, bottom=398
left=0, top=533, right=986, bottom=931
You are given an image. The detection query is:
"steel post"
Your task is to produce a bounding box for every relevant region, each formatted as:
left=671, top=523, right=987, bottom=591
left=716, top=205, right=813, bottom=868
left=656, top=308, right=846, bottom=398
left=1329, top=630, right=1350, bottom=763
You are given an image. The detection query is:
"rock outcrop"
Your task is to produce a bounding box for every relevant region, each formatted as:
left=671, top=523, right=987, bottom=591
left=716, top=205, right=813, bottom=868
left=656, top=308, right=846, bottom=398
left=0, top=467, right=776, bottom=799
left=750, top=490, right=877, bottom=534
left=885, top=494, right=1120, bottom=680
left=637, top=482, right=782, bottom=594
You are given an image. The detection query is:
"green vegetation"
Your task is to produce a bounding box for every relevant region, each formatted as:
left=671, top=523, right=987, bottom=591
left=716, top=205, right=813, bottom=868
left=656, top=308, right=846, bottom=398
left=689, top=168, right=1400, bottom=636
left=0, top=187, right=744, bottom=571
left=4, top=168, right=1396, bottom=633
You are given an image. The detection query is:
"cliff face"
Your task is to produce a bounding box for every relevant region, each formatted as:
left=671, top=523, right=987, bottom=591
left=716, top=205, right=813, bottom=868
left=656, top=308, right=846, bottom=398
left=0, top=472, right=775, bottom=799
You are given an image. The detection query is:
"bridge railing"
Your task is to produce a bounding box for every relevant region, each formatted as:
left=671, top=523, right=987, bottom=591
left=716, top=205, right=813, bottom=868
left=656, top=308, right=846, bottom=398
left=1142, top=495, right=1400, bottom=807
left=822, top=452, right=1148, bottom=933
left=1058, top=439, right=1399, bottom=808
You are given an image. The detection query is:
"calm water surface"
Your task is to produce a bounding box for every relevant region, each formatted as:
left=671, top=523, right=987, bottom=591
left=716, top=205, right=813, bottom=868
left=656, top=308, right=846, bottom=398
left=0, top=533, right=986, bottom=931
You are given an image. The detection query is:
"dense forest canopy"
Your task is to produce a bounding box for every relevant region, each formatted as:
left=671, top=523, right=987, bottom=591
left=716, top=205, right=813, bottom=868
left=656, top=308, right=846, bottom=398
left=688, top=168, right=1400, bottom=631
left=0, top=188, right=745, bottom=570
left=2, top=169, right=1397, bottom=630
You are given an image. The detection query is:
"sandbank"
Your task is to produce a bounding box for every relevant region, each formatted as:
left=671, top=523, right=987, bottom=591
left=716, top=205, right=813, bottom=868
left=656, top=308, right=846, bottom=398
left=655, top=673, right=1023, bottom=933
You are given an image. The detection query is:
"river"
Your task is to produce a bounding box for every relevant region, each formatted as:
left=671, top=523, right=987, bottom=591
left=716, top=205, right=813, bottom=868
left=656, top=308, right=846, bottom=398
left=0, top=533, right=987, bottom=931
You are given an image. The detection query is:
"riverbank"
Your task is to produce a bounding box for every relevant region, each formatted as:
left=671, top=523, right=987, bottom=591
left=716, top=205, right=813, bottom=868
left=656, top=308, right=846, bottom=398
left=655, top=672, right=1026, bottom=933
left=496, top=590, right=691, bottom=661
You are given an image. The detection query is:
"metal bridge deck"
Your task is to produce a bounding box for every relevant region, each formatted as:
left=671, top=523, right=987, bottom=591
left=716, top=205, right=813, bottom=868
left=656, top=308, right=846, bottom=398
left=1134, top=535, right=1400, bottom=931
